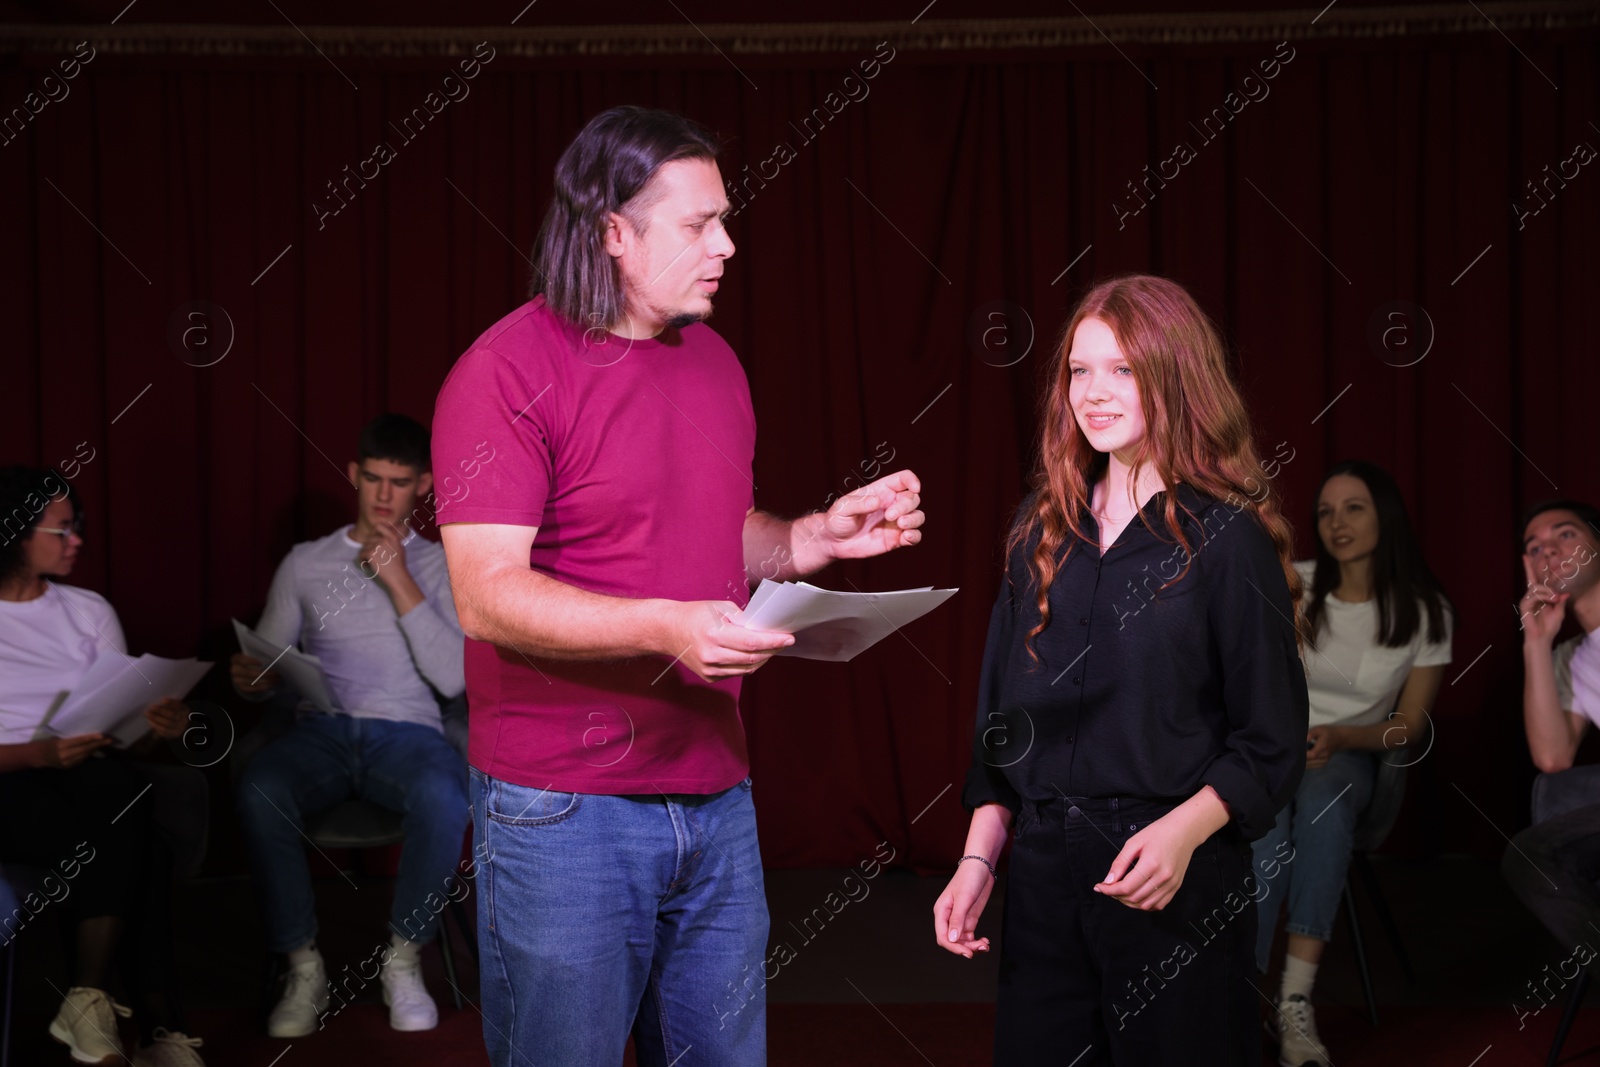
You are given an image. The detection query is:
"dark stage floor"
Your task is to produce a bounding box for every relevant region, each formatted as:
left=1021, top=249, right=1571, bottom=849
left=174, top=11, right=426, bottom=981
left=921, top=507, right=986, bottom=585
left=6, top=855, right=1596, bottom=1065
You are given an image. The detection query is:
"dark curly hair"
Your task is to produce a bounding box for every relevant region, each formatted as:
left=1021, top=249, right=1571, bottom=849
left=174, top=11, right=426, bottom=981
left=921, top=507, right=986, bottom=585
left=0, top=466, right=78, bottom=587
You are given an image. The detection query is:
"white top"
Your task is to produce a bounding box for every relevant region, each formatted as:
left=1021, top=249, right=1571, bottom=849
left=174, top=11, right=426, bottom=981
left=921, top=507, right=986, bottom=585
left=0, top=583, right=127, bottom=744
left=254, top=526, right=464, bottom=731
left=1296, top=559, right=1454, bottom=729
left=1555, top=630, right=1600, bottom=726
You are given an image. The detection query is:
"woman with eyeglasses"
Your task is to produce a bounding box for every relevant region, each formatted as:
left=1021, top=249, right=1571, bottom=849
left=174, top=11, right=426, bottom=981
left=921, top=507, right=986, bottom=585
left=0, top=467, right=207, bottom=1067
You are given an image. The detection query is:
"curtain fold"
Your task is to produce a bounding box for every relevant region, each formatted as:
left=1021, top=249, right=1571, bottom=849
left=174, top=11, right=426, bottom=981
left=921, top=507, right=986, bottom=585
left=2, top=23, right=1595, bottom=868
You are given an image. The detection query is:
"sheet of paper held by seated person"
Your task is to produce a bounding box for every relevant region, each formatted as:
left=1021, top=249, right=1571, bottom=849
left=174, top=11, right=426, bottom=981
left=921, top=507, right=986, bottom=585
left=231, top=618, right=339, bottom=714
left=736, top=580, right=958, bottom=662
left=42, top=653, right=212, bottom=746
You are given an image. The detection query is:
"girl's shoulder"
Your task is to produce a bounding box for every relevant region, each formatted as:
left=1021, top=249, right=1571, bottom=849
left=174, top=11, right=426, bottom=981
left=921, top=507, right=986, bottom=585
left=47, top=581, right=115, bottom=614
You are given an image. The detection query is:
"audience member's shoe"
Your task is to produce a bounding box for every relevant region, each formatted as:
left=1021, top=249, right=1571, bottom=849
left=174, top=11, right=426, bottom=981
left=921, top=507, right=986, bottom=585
left=268, top=957, right=331, bottom=1038
left=48, top=986, right=132, bottom=1065
left=380, top=953, right=439, bottom=1031
left=1275, top=994, right=1331, bottom=1067
left=133, top=1029, right=206, bottom=1067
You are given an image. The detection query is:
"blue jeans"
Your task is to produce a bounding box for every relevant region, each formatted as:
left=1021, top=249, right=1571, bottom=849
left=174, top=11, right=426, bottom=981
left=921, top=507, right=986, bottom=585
left=470, top=769, right=769, bottom=1067
left=1251, top=750, right=1377, bottom=972
left=236, top=715, right=470, bottom=952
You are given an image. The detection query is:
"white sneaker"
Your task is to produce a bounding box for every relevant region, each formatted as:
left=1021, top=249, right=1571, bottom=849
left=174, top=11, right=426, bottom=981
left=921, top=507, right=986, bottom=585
left=48, top=986, right=131, bottom=1065
left=380, top=953, right=438, bottom=1032
left=133, top=1029, right=206, bottom=1067
left=268, top=957, right=331, bottom=1038
left=1275, top=994, right=1331, bottom=1067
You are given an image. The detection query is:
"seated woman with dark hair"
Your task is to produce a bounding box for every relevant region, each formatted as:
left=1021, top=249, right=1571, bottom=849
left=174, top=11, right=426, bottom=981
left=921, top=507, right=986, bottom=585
left=1253, top=460, right=1454, bottom=1067
left=0, top=466, right=206, bottom=1067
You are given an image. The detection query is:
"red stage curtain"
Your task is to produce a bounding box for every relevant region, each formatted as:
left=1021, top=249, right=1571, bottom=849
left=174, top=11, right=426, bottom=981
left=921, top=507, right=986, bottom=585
left=2, top=14, right=1597, bottom=868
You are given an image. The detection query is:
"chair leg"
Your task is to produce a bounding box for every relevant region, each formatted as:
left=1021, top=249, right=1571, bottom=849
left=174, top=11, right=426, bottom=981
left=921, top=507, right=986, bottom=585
left=2, top=942, right=14, bottom=1067
left=1549, top=969, right=1592, bottom=1067
left=436, top=924, right=463, bottom=1010
left=1343, top=878, right=1379, bottom=1028
left=1352, top=852, right=1418, bottom=984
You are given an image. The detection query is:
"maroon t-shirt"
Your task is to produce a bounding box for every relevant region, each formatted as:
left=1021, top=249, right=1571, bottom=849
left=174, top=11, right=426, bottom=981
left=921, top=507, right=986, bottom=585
left=431, top=297, right=756, bottom=794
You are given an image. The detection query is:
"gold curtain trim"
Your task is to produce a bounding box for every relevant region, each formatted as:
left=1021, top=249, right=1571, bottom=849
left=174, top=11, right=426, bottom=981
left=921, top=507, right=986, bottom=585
left=1, top=2, right=1595, bottom=59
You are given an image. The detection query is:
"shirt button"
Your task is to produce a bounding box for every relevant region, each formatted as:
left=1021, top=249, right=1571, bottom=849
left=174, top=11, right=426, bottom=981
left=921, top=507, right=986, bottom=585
left=1079, top=617, right=1088, bottom=625
left=1067, top=805, right=1082, bottom=820
left=1065, top=735, right=1075, bottom=744
left=1071, top=676, right=1081, bottom=685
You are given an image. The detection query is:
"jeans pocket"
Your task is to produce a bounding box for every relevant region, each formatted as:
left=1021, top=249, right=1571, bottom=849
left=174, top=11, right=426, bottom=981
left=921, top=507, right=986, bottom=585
left=485, top=779, right=583, bottom=827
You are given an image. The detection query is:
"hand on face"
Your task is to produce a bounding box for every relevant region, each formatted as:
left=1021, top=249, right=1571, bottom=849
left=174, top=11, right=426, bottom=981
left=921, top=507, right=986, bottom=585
left=1520, top=553, right=1570, bottom=644
left=357, top=520, right=411, bottom=587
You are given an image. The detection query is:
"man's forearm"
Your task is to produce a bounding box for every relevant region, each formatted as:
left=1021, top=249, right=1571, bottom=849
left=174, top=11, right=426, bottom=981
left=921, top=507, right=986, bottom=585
left=381, top=571, right=425, bottom=616
left=743, top=510, right=833, bottom=583
left=454, top=565, right=674, bottom=661
left=1524, top=640, right=1578, bottom=772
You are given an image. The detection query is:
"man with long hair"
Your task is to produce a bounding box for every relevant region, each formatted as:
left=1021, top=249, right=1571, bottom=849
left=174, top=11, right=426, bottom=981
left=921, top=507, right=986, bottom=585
left=431, top=106, right=926, bottom=1065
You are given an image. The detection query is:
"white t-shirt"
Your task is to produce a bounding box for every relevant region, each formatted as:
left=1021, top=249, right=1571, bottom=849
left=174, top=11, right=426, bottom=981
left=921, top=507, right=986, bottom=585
left=0, top=582, right=126, bottom=744
left=1554, top=630, right=1600, bottom=726
left=1295, top=559, right=1454, bottom=729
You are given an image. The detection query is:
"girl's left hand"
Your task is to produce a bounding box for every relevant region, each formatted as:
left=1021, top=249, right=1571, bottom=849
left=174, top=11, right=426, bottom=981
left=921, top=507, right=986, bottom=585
left=143, top=698, right=189, bottom=740
left=1094, top=809, right=1206, bottom=911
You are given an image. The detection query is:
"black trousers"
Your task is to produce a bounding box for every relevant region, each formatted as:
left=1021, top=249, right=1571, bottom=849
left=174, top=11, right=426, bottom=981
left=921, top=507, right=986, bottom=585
left=1502, top=766, right=1600, bottom=956
left=995, top=796, right=1259, bottom=1067
left=0, top=753, right=183, bottom=1033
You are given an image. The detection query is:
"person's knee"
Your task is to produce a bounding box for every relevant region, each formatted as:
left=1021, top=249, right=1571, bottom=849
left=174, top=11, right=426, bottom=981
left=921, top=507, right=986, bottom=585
left=1502, top=829, right=1546, bottom=890
left=1295, top=803, right=1362, bottom=853
left=405, top=763, right=470, bottom=822
left=235, top=762, right=295, bottom=828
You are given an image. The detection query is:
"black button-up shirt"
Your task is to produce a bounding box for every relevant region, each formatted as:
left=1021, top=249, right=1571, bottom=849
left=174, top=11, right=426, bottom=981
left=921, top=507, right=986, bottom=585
left=961, top=482, right=1308, bottom=840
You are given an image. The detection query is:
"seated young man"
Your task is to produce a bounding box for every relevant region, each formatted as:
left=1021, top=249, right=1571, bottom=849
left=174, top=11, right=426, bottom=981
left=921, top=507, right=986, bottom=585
left=232, top=413, right=468, bottom=1037
left=1505, top=499, right=1600, bottom=957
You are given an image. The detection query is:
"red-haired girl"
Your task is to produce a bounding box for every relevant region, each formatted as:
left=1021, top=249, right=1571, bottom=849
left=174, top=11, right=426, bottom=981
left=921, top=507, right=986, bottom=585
left=934, top=274, right=1308, bottom=1065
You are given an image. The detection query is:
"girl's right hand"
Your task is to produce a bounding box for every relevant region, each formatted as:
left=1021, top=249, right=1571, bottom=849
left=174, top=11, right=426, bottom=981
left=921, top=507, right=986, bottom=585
left=932, top=859, right=996, bottom=958
left=37, top=733, right=111, bottom=768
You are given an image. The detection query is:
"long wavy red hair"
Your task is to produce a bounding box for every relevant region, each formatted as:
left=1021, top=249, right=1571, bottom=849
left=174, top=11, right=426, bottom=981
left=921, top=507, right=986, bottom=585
left=1008, top=274, right=1303, bottom=658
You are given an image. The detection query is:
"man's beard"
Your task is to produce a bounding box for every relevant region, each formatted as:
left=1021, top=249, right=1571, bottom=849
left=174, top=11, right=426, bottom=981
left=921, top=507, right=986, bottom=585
left=664, top=307, right=711, bottom=331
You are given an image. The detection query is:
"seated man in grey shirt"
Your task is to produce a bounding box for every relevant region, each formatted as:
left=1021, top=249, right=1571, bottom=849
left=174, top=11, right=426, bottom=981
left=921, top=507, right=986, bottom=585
left=232, top=413, right=468, bottom=1038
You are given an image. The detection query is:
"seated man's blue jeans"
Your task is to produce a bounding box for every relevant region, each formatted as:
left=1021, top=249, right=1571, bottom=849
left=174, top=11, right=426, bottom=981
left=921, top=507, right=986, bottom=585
left=1250, top=750, right=1377, bottom=972
left=1504, top=764, right=1600, bottom=952
left=470, top=769, right=769, bottom=1067
left=236, top=714, right=470, bottom=952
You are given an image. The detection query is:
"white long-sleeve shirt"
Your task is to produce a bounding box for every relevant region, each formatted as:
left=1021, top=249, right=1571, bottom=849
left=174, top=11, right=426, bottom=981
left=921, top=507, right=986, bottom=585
left=255, top=526, right=464, bottom=731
